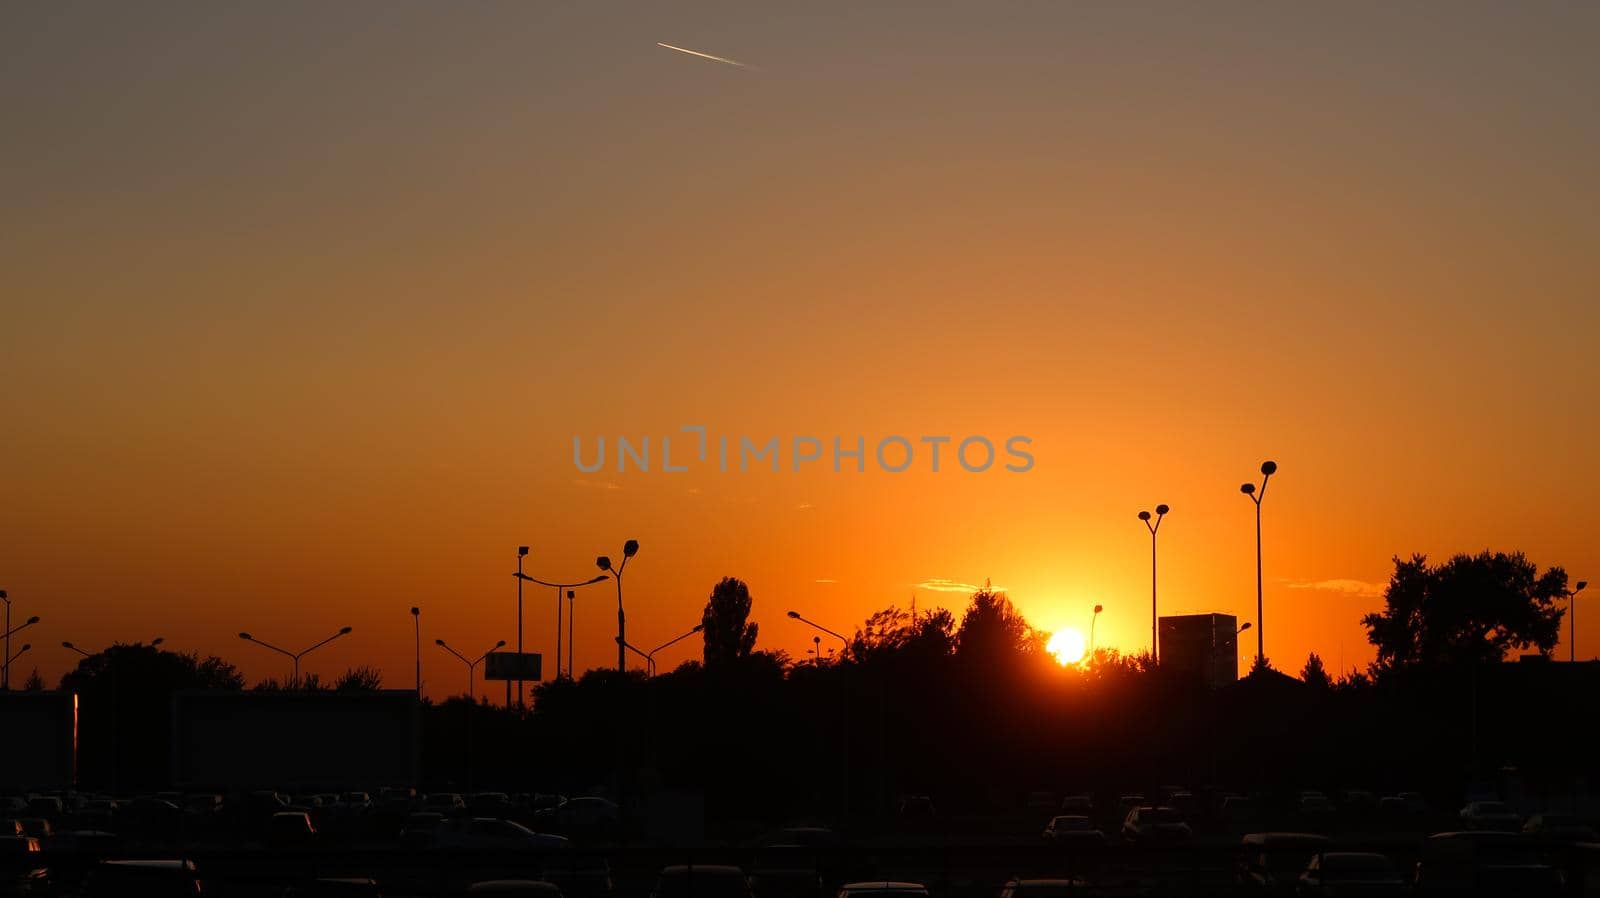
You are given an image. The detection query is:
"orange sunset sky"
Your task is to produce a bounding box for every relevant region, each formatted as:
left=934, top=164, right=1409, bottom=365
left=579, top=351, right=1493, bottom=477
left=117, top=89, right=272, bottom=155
left=2, top=3, right=1597, bottom=697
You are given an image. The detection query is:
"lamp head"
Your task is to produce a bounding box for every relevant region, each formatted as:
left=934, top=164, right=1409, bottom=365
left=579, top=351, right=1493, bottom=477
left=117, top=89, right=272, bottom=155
left=588, top=574, right=609, bottom=584
left=26, top=616, right=39, bottom=625
left=1138, top=510, right=1151, bottom=521
left=623, top=539, right=639, bottom=558
left=1239, top=622, right=1253, bottom=632
left=0, top=590, right=6, bottom=599
left=339, top=626, right=353, bottom=635
left=1261, top=460, right=1278, bottom=476
left=567, top=590, right=575, bottom=599
left=1155, top=504, right=1169, bottom=516
left=151, top=637, right=164, bottom=646
left=596, top=556, right=613, bottom=572
left=61, top=641, right=74, bottom=649
left=786, top=610, right=800, bottom=619
left=1577, top=581, right=1589, bottom=592
left=1093, top=604, right=1103, bottom=614
left=18, top=643, right=29, bottom=652
left=435, top=639, right=446, bottom=646
left=692, top=624, right=705, bottom=632
left=239, top=632, right=252, bottom=640
left=410, top=607, right=420, bottom=616
left=495, top=640, right=506, bottom=648
left=518, top=546, right=529, bottom=557
left=1240, top=483, right=1256, bottom=495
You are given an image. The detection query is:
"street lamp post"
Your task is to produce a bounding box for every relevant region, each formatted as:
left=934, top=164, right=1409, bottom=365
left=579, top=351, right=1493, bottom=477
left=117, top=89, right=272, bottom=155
left=513, top=571, right=610, bottom=679
left=1569, top=580, right=1589, bottom=662
left=597, top=540, right=640, bottom=672
left=646, top=624, right=704, bottom=677
left=566, top=590, right=576, bottom=676
left=436, top=638, right=505, bottom=700
left=1240, top=460, right=1278, bottom=668
left=3, top=643, right=29, bottom=674
left=1089, top=604, right=1104, bottom=657
left=1138, top=505, right=1169, bottom=662
left=410, top=607, right=422, bottom=696
left=787, top=609, right=852, bottom=818
left=238, top=627, right=353, bottom=688
left=514, top=546, right=528, bottom=708
left=0, top=614, right=40, bottom=690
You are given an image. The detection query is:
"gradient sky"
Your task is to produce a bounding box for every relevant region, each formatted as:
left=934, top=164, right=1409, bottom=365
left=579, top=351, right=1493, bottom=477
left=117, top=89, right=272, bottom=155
left=3, top=2, right=1596, bottom=697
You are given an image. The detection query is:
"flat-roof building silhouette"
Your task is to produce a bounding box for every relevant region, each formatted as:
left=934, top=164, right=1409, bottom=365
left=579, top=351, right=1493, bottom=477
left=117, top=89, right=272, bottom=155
left=1158, top=613, right=1239, bottom=688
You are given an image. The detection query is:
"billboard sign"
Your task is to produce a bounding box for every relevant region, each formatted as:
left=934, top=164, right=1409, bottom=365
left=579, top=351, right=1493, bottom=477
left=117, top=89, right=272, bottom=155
left=483, top=651, right=541, bottom=681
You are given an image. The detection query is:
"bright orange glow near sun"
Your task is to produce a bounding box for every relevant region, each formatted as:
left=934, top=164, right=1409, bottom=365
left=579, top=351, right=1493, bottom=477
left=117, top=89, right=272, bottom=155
left=1047, top=629, right=1087, bottom=666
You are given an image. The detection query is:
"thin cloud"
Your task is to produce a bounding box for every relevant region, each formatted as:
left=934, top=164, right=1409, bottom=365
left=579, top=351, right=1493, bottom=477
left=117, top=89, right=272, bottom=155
left=656, top=42, right=752, bottom=69
left=571, top=478, right=622, bottom=491
left=912, top=578, right=1005, bottom=594
left=796, top=503, right=815, bottom=510
left=814, top=578, right=839, bottom=584
left=1287, top=578, right=1385, bottom=598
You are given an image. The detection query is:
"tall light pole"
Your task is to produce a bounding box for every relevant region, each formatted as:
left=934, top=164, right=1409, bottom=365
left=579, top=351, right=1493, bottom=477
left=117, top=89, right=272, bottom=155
left=597, top=540, right=640, bottom=672
left=4, top=643, right=29, bottom=673
left=566, top=590, right=576, bottom=676
left=239, top=627, right=353, bottom=688
left=1569, top=580, right=1589, bottom=662
left=514, top=571, right=609, bottom=679
left=1089, top=604, right=1104, bottom=657
left=1, top=590, right=9, bottom=690
left=1240, top=460, right=1278, bottom=668
left=0, top=614, right=40, bottom=690
left=787, top=609, right=851, bottom=818
left=437, top=638, right=504, bottom=700
left=1138, top=504, right=1169, bottom=662
left=514, top=546, right=528, bottom=708
left=646, top=624, right=703, bottom=677
left=410, top=607, right=422, bottom=696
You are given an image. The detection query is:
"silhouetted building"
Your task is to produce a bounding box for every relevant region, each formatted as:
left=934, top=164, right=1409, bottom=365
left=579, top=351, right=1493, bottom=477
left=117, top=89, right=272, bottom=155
left=1159, top=613, right=1238, bottom=688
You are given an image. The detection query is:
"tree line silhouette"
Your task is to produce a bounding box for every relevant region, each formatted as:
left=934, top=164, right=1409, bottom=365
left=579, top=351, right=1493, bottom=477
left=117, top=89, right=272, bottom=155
left=32, top=549, right=1597, bottom=823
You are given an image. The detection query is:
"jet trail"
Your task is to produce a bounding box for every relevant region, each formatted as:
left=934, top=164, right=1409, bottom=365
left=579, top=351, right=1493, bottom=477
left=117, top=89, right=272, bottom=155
left=656, top=42, right=751, bottom=69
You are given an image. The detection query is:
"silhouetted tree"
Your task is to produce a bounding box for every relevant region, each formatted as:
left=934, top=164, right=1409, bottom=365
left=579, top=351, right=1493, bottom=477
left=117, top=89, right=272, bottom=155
left=58, top=642, right=244, bottom=788
left=1248, top=653, right=1275, bottom=676
left=334, top=665, right=384, bottom=691
left=955, top=585, right=1037, bottom=663
left=23, top=668, right=44, bottom=691
left=701, top=577, right=758, bottom=668
left=1300, top=652, right=1330, bottom=689
left=1363, top=551, right=1568, bottom=673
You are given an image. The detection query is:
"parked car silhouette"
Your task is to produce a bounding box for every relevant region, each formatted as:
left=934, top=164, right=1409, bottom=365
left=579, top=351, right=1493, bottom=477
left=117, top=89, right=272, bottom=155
left=836, top=883, right=928, bottom=898
left=650, top=865, right=753, bottom=898
left=467, top=881, right=562, bottom=896
left=1121, top=806, right=1190, bottom=843
left=266, top=811, right=317, bottom=848
left=434, top=818, right=568, bottom=853
left=1296, top=851, right=1406, bottom=897
left=1522, top=813, right=1598, bottom=842
left=0, top=835, right=48, bottom=895
left=998, top=878, right=1091, bottom=898
left=1236, top=833, right=1332, bottom=894
left=1459, top=801, right=1521, bottom=831
left=1414, top=831, right=1563, bottom=897
left=82, top=859, right=204, bottom=897
left=1042, top=815, right=1106, bottom=848
left=748, top=844, right=822, bottom=898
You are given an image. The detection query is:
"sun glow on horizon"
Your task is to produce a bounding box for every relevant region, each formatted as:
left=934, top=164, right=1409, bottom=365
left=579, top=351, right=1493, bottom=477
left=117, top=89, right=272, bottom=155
left=1046, top=629, right=1087, bottom=666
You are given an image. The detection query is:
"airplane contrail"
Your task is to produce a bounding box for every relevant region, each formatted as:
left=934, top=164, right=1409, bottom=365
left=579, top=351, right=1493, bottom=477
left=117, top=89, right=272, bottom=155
left=656, top=42, right=751, bottom=69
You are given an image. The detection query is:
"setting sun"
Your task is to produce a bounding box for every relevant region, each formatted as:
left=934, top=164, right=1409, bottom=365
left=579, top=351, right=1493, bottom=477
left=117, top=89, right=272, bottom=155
left=1046, top=629, right=1087, bottom=666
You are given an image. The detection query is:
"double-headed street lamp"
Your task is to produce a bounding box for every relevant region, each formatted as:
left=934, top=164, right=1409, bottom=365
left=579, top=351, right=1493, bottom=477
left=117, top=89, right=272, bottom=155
left=1138, top=505, right=1169, bottom=662
left=1568, top=580, right=1589, bottom=662
left=239, top=627, right=353, bottom=688
left=597, top=540, right=640, bottom=672
left=437, top=638, right=505, bottom=700
left=646, top=624, right=704, bottom=677
left=1240, top=460, right=1278, bottom=668
left=1, top=612, right=40, bottom=690
left=787, top=608, right=852, bottom=817
left=514, top=570, right=609, bottom=680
